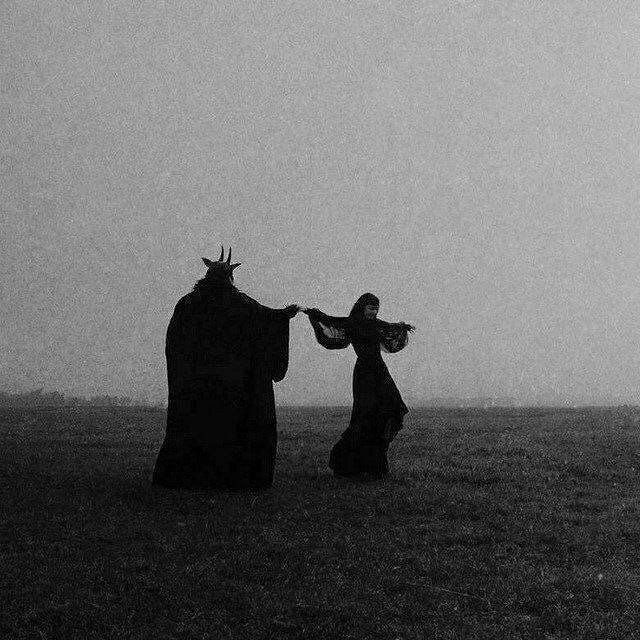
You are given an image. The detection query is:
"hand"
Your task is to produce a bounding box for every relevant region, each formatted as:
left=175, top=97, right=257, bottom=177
left=402, top=322, right=416, bottom=332
left=302, top=307, right=319, bottom=316
left=283, top=304, right=300, bottom=318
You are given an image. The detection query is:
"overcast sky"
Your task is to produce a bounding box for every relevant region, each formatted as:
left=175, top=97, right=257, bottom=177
left=3, top=1, right=640, bottom=405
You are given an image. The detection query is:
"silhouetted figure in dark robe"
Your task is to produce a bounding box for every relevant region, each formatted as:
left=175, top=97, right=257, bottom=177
left=153, top=247, right=299, bottom=489
left=304, top=293, right=414, bottom=478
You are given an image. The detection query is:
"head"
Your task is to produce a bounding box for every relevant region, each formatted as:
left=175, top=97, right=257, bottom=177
left=200, top=245, right=241, bottom=286
left=349, top=293, right=380, bottom=320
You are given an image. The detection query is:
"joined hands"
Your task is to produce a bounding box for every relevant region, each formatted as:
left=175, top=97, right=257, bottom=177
left=284, top=304, right=302, bottom=318
left=287, top=306, right=415, bottom=331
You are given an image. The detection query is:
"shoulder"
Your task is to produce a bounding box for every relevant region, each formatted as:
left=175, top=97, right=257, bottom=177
left=237, top=291, right=262, bottom=308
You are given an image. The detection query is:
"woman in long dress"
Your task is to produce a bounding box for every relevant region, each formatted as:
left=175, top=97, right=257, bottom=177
left=303, top=293, right=415, bottom=478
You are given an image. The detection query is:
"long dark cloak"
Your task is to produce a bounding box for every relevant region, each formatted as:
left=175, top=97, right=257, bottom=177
left=152, top=282, right=290, bottom=489
left=306, top=309, right=409, bottom=477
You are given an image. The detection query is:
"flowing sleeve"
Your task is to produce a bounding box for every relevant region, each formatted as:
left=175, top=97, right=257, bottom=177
left=260, top=314, right=290, bottom=382
left=239, top=292, right=292, bottom=382
left=377, top=321, right=410, bottom=353
left=306, top=309, right=351, bottom=350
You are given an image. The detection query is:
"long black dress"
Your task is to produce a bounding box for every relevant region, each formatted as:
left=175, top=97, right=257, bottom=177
left=152, top=281, right=292, bottom=489
left=306, top=309, right=409, bottom=477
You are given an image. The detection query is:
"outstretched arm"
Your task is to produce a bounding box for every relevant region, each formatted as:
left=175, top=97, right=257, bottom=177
left=238, top=291, right=301, bottom=320
left=377, top=318, right=416, bottom=332
left=303, top=307, right=344, bottom=322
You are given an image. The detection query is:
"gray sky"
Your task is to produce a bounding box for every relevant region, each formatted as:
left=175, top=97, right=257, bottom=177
left=3, top=1, right=640, bottom=405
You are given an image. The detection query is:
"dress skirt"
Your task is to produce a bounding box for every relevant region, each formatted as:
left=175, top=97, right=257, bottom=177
left=329, top=356, right=408, bottom=477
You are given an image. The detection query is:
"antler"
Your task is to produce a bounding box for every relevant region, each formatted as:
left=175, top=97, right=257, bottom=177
left=202, top=246, right=241, bottom=272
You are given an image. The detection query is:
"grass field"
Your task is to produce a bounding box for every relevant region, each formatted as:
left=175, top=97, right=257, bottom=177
left=2, top=405, right=640, bottom=639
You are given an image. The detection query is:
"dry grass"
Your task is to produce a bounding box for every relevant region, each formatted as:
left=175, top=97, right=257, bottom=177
left=2, top=405, right=640, bottom=639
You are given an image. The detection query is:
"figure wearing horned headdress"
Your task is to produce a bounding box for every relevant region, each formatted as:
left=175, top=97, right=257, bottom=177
left=152, top=247, right=299, bottom=489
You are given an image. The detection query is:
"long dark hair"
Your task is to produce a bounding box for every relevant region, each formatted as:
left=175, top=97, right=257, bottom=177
left=349, top=293, right=380, bottom=320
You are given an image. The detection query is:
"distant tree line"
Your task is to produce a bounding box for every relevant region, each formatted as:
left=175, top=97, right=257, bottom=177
left=0, top=389, right=165, bottom=409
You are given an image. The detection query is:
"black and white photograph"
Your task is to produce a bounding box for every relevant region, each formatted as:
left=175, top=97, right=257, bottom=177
left=2, top=2, right=640, bottom=638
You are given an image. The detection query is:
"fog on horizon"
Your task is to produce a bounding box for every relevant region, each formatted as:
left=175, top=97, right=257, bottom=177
left=3, top=1, right=640, bottom=406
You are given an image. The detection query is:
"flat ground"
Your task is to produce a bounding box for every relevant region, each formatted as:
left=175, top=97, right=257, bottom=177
left=2, top=406, right=640, bottom=639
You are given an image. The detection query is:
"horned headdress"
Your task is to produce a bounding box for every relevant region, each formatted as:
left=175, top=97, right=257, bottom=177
left=202, top=245, right=242, bottom=280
